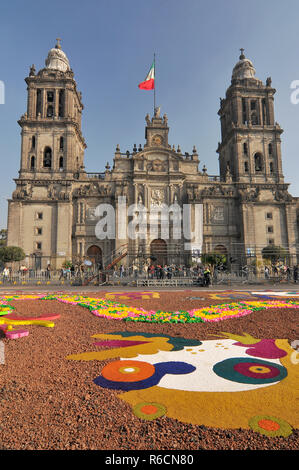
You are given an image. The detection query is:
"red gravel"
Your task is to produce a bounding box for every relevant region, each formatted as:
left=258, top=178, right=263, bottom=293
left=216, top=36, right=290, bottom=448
left=0, top=291, right=298, bottom=450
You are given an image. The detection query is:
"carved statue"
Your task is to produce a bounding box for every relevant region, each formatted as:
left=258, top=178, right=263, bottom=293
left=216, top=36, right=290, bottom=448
left=29, top=64, right=36, bottom=76
left=154, top=107, right=161, bottom=118
left=187, top=188, right=194, bottom=201
left=274, top=189, right=292, bottom=202
left=239, top=187, right=259, bottom=202
left=47, top=184, right=55, bottom=199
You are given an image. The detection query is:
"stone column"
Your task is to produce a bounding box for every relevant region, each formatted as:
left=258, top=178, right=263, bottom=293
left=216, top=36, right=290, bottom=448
left=268, top=96, right=275, bottom=125
left=285, top=203, right=298, bottom=266
left=42, top=89, right=46, bottom=118
left=55, top=89, right=59, bottom=117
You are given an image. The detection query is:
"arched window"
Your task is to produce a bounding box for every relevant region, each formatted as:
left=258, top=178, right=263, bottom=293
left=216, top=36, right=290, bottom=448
left=254, top=153, right=263, bottom=172
left=32, top=136, right=36, bottom=149
left=30, top=156, right=35, bottom=170
left=268, top=143, right=273, bottom=155
left=59, top=137, right=64, bottom=150
left=243, top=143, right=248, bottom=154
left=270, top=162, right=274, bottom=173
left=43, top=147, right=52, bottom=168
left=59, top=156, right=64, bottom=169
left=59, top=90, right=65, bottom=117
left=244, top=161, right=249, bottom=172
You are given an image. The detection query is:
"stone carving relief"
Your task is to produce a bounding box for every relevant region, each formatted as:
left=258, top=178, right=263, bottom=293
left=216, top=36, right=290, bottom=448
left=151, top=188, right=165, bottom=207
left=87, top=207, right=99, bottom=221
left=12, top=183, right=33, bottom=200
left=147, top=159, right=166, bottom=172
left=76, top=183, right=113, bottom=197
left=211, top=206, right=225, bottom=223
left=239, top=187, right=259, bottom=202
left=274, top=189, right=293, bottom=202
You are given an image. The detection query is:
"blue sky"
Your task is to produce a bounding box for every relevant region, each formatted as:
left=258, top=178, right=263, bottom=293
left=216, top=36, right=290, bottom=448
left=1, top=0, right=299, bottom=228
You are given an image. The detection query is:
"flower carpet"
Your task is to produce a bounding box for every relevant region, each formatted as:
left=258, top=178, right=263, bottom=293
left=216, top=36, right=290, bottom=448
left=67, top=330, right=299, bottom=436
left=1, top=290, right=298, bottom=449
left=1, top=294, right=299, bottom=326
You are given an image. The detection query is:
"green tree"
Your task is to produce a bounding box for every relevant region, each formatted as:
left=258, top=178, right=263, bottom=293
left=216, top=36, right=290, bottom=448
left=201, top=253, right=227, bottom=267
left=261, top=245, right=288, bottom=264
left=0, top=246, right=26, bottom=263
left=0, top=229, right=7, bottom=247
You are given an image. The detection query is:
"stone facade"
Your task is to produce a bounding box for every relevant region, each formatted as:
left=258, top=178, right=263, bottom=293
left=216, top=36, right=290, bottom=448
left=6, top=44, right=299, bottom=270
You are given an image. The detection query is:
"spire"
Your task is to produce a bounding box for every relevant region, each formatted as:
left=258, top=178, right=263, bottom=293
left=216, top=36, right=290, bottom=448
left=45, top=39, right=70, bottom=72
left=239, top=48, right=245, bottom=60
left=231, top=49, right=257, bottom=81
left=55, top=37, right=62, bottom=49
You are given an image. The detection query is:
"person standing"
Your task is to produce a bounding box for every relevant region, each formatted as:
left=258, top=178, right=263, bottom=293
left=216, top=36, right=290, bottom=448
left=132, top=264, right=138, bottom=279
left=293, top=265, right=298, bottom=284
left=203, top=266, right=211, bottom=287
left=3, top=266, right=9, bottom=281
left=46, top=264, right=51, bottom=279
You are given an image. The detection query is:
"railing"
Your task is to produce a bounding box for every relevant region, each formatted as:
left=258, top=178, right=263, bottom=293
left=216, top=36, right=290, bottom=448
left=0, top=263, right=297, bottom=286
left=137, top=278, right=194, bottom=287
left=86, top=172, right=105, bottom=179
left=207, top=175, right=221, bottom=182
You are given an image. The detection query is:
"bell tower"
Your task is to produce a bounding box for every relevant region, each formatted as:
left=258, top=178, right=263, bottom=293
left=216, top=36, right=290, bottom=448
left=217, top=50, right=284, bottom=184
left=18, top=38, right=86, bottom=180
left=144, top=106, right=170, bottom=148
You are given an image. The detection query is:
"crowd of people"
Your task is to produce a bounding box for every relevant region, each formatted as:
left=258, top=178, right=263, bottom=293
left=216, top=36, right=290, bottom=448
left=112, top=263, right=213, bottom=286
left=0, top=261, right=298, bottom=285
left=264, top=264, right=299, bottom=283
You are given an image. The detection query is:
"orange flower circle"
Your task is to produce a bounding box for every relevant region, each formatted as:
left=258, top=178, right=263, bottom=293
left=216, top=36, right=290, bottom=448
left=133, top=402, right=167, bottom=421
left=140, top=405, right=158, bottom=415
left=249, top=415, right=293, bottom=437
left=258, top=419, right=280, bottom=431
left=101, top=360, right=155, bottom=382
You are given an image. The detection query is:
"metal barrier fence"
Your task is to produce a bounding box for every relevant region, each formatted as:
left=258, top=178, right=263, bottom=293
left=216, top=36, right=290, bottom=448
left=0, top=268, right=296, bottom=286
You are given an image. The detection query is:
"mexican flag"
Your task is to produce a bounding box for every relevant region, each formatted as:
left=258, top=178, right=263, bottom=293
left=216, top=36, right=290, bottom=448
left=138, top=61, right=155, bottom=90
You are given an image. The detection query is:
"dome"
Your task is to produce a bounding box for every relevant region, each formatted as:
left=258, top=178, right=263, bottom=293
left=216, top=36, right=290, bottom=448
left=45, top=39, right=70, bottom=72
left=232, top=49, right=256, bottom=81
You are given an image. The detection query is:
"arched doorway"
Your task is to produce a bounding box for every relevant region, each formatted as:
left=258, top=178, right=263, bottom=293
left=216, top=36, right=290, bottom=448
left=150, top=239, right=167, bottom=266
left=87, top=245, right=102, bottom=269
left=213, top=245, right=228, bottom=256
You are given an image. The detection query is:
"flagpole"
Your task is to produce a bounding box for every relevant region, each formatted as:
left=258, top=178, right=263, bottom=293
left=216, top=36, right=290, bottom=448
left=154, top=53, right=156, bottom=113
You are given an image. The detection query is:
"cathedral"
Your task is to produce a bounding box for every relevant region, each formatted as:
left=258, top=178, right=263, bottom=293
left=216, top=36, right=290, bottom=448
left=6, top=41, right=299, bottom=271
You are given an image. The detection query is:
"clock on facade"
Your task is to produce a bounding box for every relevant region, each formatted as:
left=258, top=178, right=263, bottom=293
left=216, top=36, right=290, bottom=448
left=152, top=134, right=163, bottom=146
